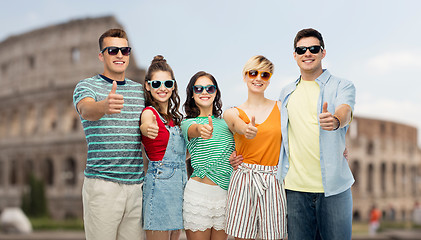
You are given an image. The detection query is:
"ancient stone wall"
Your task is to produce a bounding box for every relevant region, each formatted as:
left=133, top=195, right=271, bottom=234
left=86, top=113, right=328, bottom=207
left=0, top=16, right=145, bottom=219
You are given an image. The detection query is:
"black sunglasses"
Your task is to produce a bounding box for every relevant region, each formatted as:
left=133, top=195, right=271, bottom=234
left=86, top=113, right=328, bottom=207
left=101, top=46, right=132, bottom=56
left=295, top=45, right=323, bottom=55
left=148, top=80, right=175, bottom=89
left=193, top=85, right=217, bottom=94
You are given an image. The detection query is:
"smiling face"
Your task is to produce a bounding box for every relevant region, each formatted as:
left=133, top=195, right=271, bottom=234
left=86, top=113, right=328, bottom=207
left=294, top=36, right=326, bottom=75
left=99, top=37, right=130, bottom=79
left=145, top=71, right=174, bottom=107
left=193, top=76, right=217, bottom=112
left=244, top=68, right=271, bottom=93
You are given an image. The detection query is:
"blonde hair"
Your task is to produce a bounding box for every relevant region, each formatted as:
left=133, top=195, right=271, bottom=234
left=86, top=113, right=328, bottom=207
left=242, top=55, right=274, bottom=77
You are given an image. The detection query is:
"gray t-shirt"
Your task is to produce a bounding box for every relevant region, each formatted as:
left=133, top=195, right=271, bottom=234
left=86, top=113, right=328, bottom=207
left=73, top=75, right=145, bottom=184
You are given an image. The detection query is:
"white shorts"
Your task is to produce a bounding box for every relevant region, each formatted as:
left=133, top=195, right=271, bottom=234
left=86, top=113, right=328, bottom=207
left=183, top=179, right=227, bottom=231
left=82, top=177, right=144, bottom=240
left=225, top=163, right=287, bottom=240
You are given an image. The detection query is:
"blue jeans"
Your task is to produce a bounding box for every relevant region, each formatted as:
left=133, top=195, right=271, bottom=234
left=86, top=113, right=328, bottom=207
left=286, top=188, right=352, bottom=240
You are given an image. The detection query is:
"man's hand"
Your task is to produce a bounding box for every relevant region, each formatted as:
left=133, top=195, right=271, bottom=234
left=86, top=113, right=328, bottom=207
left=319, top=102, right=338, bottom=131
left=145, top=115, right=159, bottom=139
left=229, top=150, right=243, bottom=170
left=245, top=116, right=258, bottom=139
left=104, top=81, right=124, bottom=114
left=199, top=115, right=213, bottom=139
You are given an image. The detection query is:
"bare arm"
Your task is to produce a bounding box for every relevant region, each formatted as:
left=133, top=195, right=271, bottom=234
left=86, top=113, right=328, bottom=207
left=140, top=109, right=159, bottom=139
left=319, top=102, right=352, bottom=131
left=186, top=115, right=213, bottom=140
left=77, top=81, right=124, bottom=121
left=223, top=108, right=257, bottom=139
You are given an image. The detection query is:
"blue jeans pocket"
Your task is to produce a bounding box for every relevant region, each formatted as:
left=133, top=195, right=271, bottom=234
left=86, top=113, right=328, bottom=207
left=156, top=167, right=175, bottom=179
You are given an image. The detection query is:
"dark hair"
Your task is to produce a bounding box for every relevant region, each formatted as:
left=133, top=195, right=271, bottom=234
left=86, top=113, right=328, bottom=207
left=294, top=28, right=324, bottom=49
left=99, top=29, right=128, bottom=50
left=183, top=71, right=222, bottom=118
left=144, top=55, right=183, bottom=126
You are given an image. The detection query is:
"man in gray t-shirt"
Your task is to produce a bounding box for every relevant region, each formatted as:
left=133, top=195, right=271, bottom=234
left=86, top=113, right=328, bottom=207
left=73, top=29, right=144, bottom=240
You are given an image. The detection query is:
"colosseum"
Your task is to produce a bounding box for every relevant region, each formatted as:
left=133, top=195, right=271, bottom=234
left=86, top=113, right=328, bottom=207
left=0, top=16, right=420, bottom=222
left=347, top=117, right=421, bottom=221
left=0, top=16, right=145, bottom=219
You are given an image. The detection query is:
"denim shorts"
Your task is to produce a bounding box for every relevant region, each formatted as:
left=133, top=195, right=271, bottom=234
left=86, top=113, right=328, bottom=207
left=143, top=161, right=187, bottom=231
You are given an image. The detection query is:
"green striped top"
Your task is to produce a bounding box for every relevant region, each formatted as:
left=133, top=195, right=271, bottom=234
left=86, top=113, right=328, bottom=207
left=73, top=75, right=145, bottom=184
left=181, top=116, right=235, bottom=190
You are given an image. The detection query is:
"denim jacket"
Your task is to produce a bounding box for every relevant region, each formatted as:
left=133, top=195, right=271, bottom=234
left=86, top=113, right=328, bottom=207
left=277, top=69, right=356, bottom=197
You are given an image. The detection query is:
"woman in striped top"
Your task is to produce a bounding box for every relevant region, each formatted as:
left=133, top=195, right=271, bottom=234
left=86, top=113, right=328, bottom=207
left=140, top=55, right=186, bottom=240
left=181, top=71, right=235, bottom=240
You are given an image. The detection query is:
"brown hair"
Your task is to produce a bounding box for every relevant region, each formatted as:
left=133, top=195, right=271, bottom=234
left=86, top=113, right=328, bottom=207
left=293, top=28, right=324, bottom=49
left=144, top=55, right=183, bottom=126
left=99, top=29, right=128, bottom=50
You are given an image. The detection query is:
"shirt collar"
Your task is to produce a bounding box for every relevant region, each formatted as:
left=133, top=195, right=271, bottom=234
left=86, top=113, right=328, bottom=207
left=295, top=69, right=331, bottom=85
left=99, top=74, right=126, bottom=85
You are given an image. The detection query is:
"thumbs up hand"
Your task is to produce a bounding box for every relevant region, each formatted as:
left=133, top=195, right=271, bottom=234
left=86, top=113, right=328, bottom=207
left=245, top=116, right=258, bottom=139
left=104, top=81, right=124, bottom=115
left=199, top=115, right=214, bottom=139
left=319, top=102, right=338, bottom=131
left=145, top=114, right=160, bottom=139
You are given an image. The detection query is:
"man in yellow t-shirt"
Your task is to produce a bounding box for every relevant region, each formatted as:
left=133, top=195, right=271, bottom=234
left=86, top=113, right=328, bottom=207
left=278, top=28, right=356, bottom=240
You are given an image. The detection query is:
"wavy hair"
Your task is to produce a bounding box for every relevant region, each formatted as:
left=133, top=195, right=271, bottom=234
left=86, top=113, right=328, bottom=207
left=183, top=71, right=222, bottom=119
left=143, top=55, right=183, bottom=126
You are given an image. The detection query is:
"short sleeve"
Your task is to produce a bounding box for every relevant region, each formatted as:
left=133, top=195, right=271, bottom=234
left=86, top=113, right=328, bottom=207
left=181, top=118, right=197, bottom=143
left=335, top=79, right=356, bottom=111
left=73, top=81, right=96, bottom=114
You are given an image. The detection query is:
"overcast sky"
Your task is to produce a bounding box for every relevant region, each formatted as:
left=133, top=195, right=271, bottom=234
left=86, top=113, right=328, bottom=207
left=2, top=0, right=421, bottom=146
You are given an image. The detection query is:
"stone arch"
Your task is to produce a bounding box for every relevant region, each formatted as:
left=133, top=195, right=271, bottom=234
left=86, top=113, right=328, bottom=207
left=0, top=113, right=6, bottom=138
left=353, top=210, right=361, bottom=221
left=10, top=159, right=18, bottom=186
left=0, top=159, right=4, bottom=186
left=63, top=103, right=80, bottom=133
left=411, top=166, right=417, bottom=196
left=392, top=163, right=397, bottom=193
left=63, top=157, right=77, bottom=186
left=23, top=159, right=34, bottom=186
left=43, top=104, right=57, bottom=133
left=351, top=160, right=360, bottom=190
left=43, top=158, right=54, bottom=186
left=71, top=47, right=80, bottom=63
left=24, top=105, right=37, bottom=135
left=401, top=164, right=406, bottom=194
left=367, top=163, right=374, bottom=194
left=381, top=162, right=387, bottom=193
left=10, top=110, right=20, bottom=137
left=367, top=140, right=374, bottom=155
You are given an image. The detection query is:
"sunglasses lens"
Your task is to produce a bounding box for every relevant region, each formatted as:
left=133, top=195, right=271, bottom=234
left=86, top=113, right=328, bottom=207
left=205, top=85, right=216, bottom=94
left=150, top=81, right=161, bottom=89
left=164, top=80, right=174, bottom=88
left=261, top=72, right=271, bottom=80
left=248, top=70, right=258, bottom=78
left=193, top=86, right=203, bottom=94
left=295, top=47, right=307, bottom=55
left=107, top=47, right=119, bottom=55
left=309, top=46, right=321, bottom=54
left=120, top=47, right=131, bottom=56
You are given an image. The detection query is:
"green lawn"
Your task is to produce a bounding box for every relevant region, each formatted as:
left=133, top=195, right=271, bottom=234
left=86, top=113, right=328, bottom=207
left=30, top=217, right=84, bottom=230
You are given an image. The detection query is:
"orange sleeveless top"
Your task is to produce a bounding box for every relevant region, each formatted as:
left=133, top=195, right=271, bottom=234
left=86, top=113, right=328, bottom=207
left=234, top=103, right=282, bottom=166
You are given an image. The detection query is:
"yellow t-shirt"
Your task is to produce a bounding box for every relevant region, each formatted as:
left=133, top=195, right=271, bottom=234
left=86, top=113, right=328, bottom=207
left=285, top=79, right=324, bottom=192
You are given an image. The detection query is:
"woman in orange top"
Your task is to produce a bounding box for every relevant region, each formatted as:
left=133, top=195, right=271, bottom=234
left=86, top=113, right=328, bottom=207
left=223, top=55, right=287, bottom=240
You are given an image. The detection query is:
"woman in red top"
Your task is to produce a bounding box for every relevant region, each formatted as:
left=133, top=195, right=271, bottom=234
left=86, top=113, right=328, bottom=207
left=140, top=55, right=186, bottom=240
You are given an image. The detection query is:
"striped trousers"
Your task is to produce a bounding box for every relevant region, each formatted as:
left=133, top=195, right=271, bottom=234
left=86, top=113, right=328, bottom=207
left=225, top=162, right=287, bottom=239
